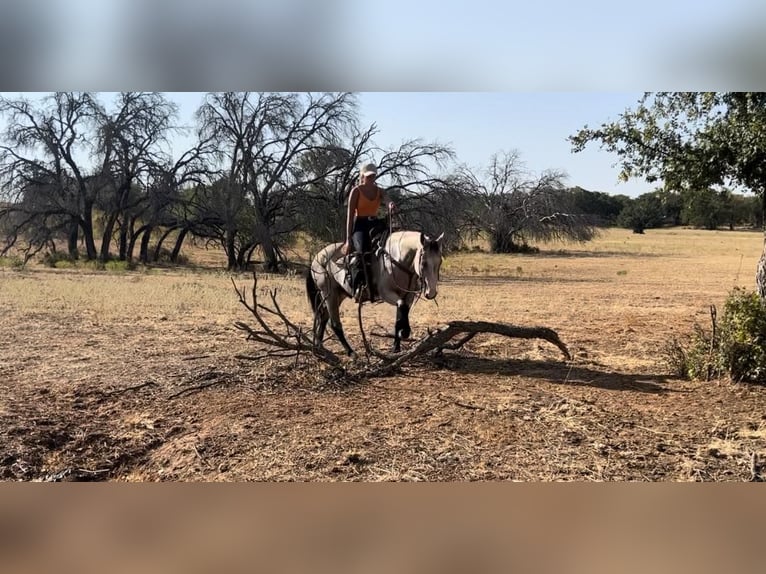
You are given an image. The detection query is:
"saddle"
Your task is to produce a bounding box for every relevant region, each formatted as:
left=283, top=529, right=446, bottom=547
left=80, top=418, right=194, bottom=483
left=344, top=224, right=389, bottom=303
left=370, top=222, right=389, bottom=254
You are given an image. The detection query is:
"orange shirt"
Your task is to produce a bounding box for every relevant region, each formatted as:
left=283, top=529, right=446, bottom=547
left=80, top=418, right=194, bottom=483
left=355, top=185, right=381, bottom=217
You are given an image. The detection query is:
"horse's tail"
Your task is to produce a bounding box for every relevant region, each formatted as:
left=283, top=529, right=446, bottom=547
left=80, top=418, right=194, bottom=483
left=305, top=268, right=320, bottom=314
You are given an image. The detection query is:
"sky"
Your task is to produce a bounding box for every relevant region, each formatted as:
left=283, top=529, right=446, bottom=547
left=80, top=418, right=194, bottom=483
left=2, top=0, right=764, bottom=198
left=2, top=0, right=762, bottom=89
left=355, top=92, right=649, bottom=196
left=163, top=92, right=650, bottom=197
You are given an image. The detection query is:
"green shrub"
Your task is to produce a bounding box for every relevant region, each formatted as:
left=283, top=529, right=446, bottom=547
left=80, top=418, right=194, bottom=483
left=717, top=289, right=766, bottom=383
left=666, top=288, right=766, bottom=384
left=41, top=251, right=73, bottom=268
left=0, top=256, right=24, bottom=268
left=53, top=259, right=75, bottom=269
left=81, top=260, right=105, bottom=271
left=104, top=260, right=133, bottom=272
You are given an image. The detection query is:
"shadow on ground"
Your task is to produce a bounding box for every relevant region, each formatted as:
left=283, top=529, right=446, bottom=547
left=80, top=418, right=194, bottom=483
left=430, top=354, right=681, bottom=394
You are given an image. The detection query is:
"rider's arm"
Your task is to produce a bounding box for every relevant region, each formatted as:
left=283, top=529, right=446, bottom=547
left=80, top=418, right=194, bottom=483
left=345, top=186, right=360, bottom=245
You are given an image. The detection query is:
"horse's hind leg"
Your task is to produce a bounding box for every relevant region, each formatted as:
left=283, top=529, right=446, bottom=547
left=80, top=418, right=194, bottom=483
left=313, top=305, right=329, bottom=347
left=327, top=295, right=355, bottom=356
left=331, top=324, right=354, bottom=357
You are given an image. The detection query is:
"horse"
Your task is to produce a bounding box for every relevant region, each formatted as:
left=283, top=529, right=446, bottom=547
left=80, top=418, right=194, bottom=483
left=305, top=230, right=444, bottom=355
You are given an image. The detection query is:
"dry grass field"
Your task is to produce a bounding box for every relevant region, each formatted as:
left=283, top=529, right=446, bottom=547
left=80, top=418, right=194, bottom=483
left=2, top=227, right=766, bottom=481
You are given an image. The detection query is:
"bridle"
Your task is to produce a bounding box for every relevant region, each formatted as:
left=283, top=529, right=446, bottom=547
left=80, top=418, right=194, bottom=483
left=378, top=233, right=440, bottom=297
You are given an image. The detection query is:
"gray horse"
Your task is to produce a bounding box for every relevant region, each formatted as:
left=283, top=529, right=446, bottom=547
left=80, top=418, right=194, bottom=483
left=306, top=230, right=444, bottom=354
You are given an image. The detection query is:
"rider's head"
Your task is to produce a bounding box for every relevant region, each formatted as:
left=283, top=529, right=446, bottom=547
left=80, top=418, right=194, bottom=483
left=359, top=162, right=377, bottom=185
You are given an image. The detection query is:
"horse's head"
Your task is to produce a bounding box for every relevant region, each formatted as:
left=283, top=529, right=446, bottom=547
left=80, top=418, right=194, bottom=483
left=418, top=232, right=444, bottom=300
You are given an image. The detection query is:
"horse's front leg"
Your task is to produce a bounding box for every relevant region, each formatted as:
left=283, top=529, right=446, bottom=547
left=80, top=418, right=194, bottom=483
left=393, top=298, right=411, bottom=353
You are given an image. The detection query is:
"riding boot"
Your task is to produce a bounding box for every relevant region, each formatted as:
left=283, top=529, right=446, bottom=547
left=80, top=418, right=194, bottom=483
left=363, top=254, right=376, bottom=302
left=349, top=255, right=365, bottom=300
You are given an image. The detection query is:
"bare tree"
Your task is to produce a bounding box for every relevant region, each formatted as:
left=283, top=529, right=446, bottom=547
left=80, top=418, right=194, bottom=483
left=92, top=92, right=178, bottom=261
left=0, top=92, right=100, bottom=259
left=464, top=151, right=597, bottom=253
left=131, top=134, right=215, bottom=263
left=0, top=92, right=217, bottom=266
left=294, top=130, right=464, bottom=249
left=0, top=173, right=64, bottom=261
left=196, top=92, right=357, bottom=271
left=293, top=124, right=376, bottom=244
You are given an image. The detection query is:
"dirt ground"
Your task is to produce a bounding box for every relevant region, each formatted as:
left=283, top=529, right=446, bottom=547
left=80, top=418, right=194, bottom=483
left=2, top=228, right=766, bottom=481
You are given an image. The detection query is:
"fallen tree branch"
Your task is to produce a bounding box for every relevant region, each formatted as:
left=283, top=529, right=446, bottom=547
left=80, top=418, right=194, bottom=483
left=231, top=272, right=340, bottom=366
left=447, top=321, right=570, bottom=359
left=360, top=320, right=571, bottom=377
left=437, top=332, right=478, bottom=352
left=228, top=272, right=571, bottom=387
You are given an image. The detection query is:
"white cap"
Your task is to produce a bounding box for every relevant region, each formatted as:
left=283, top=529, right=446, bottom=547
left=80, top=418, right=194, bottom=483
left=360, top=162, right=378, bottom=177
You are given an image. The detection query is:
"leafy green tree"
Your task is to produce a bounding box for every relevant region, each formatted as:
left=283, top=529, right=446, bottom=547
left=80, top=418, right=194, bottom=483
left=617, top=192, right=664, bottom=233
left=568, top=186, right=628, bottom=226
left=656, top=188, right=683, bottom=226
left=681, top=188, right=729, bottom=230
left=570, top=92, right=766, bottom=297
left=730, top=194, right=763, bottom=229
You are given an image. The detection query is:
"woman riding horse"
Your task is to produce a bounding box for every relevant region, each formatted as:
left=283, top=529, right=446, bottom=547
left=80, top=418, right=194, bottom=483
left=341, top=163, right=396, bottom=301
left=307, top=229, right=444, bottom=355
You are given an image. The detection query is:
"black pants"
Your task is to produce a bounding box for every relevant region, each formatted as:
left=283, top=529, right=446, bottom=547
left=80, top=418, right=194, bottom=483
left=350, top=217, right=384, bottom=291
left=351, top=217, right=381, bottom=255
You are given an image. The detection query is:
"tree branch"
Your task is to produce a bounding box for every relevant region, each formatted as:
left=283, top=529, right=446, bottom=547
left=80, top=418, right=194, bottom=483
left=231, top=273, right=571, bottom=387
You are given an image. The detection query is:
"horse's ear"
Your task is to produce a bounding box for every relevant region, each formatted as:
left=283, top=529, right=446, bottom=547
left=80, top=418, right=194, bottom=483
left=435, top=232, right=444, bottom=243
left=420, top=232, right=427, bottom=245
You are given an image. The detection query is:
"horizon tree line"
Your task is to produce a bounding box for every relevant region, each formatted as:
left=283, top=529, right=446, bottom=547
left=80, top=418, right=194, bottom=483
left=1, top=92, right=760, bottom=272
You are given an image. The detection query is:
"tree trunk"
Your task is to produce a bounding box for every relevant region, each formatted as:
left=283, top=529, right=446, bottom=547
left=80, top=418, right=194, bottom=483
left=81, top=204, right=98, bottom=260
left=261, top=240, right=279, bottom=272
left=491, top=230, right=519, bottom=253
left=139, top=226, right=153, bottom=263
left=236, top=242, right=256, bottom=270
left=225, top=227, right=237, bottom=270
left=127, top=222, right=147, bottom=261
left=257, top=222, right=279, bottom=272
left=170, top=228, right=188, bottom=263
left=757, top=238, right=766, bottom=299
left=67, top=218, right=79, bottom=259
left=100, top=212, right=119, bottom=261
left=118, top=222, right=129, bottom=261
left=245, top=243, right=258, bottom=267
left=153, top=226, right=175, bottom=262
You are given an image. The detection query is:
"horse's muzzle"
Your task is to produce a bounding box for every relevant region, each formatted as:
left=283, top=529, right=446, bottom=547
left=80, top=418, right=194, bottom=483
left=425, top=292, right=437, bottom=300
